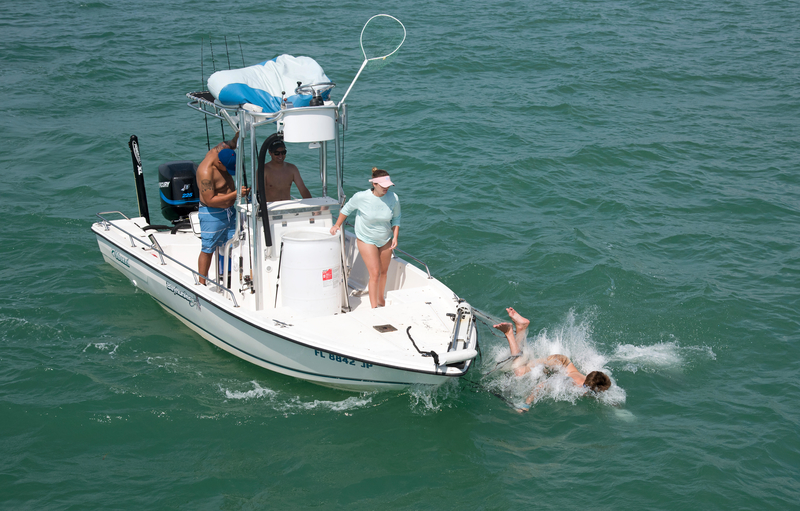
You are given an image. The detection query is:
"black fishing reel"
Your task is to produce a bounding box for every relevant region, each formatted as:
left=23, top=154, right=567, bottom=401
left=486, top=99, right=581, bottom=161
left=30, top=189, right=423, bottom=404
left=295, top=81, right=335, bottom=106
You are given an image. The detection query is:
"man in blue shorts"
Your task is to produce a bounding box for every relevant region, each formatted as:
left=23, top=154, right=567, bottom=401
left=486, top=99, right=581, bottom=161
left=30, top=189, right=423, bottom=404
left=196, top=133, right=249, bottom=285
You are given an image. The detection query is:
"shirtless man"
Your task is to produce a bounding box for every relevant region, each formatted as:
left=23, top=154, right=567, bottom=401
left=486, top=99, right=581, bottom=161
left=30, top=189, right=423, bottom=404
left=493, top=307, right=611, bottom=412
left=262, top=140, right=312, bottom=202
left=196, top=132, right=249, bottom=285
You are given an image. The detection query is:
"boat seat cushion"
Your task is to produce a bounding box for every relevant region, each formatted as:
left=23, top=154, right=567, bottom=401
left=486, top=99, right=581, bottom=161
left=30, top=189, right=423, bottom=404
left=207, top=55, right=331, bottom=112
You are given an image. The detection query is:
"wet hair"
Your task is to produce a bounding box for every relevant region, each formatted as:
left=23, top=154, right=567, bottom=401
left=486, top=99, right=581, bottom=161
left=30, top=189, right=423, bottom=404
left=370, top=167, right=389, bottom=190
left=584, top=371, right=611, bottom=392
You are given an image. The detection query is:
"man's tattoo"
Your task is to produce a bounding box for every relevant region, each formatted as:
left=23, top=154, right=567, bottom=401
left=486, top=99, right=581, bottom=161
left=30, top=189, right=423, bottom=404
left=201, top=179, right=212, bottom=193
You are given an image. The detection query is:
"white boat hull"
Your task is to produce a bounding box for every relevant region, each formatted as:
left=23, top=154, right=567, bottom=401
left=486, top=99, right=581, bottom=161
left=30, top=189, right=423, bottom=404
left=100, top=71, right=479, bottom=391
left=93, top=216, right=479, bottom=391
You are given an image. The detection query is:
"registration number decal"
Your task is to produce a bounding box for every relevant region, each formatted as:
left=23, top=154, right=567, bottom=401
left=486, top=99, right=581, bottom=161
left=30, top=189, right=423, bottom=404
left=314, top=349, right=372, bottom=368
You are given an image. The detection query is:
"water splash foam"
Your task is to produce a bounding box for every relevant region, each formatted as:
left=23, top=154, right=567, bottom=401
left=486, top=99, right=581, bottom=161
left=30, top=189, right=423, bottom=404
left=218, top=381, right=373, bottom=414
left=222, top=381, right=277, bottom=400
left=482, top=308, right=626, bottom=409
left=611, top=340, right=716, bottom=374
left=406, top=379, right=460, bottom=414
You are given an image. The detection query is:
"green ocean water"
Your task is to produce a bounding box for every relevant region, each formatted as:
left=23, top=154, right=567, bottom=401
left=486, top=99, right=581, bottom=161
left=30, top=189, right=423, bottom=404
left=2, top=0, right=799, bottom=508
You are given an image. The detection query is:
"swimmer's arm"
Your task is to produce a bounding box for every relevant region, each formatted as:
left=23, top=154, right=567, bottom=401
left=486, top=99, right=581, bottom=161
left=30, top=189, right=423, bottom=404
left=517, top=382, right=546, bottom=413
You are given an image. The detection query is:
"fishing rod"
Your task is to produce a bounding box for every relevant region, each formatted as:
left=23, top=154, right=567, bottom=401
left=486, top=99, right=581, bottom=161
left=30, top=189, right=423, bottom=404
left=224, top=36, right=232, bottom=70
left=208, top=37, right=226, bottom=140
left=220, top=35, right=246, bottom=191
left=225, top=35, right=252, bottom=291
left=238, top=36, right=245, bottom=67
left=471, top=307, right=525, bottom=376
left=200, top=38, right=210, bottom=151
left=473, top=307, right=511, bottom=339
left=222, top=36, right=252, bottom=288
left=462, top=378, right=518, bottom=410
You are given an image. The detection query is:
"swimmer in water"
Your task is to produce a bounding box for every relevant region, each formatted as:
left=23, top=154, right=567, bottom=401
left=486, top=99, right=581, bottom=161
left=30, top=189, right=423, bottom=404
left=493, top=307, right=611, bottom=412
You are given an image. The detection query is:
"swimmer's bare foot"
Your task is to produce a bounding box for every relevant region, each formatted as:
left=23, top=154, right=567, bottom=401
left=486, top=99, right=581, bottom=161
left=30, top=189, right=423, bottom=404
left=506, top=307, right=530, bottom=331
left=493, top=322, right=513, bottom=334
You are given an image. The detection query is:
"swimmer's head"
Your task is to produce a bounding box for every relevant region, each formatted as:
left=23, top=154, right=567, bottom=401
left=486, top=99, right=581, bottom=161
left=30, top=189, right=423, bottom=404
left=584, top=371, right=611, bottom=392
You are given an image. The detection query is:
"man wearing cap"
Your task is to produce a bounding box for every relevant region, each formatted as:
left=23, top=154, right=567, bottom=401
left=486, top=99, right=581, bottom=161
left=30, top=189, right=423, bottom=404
left=196, top=133, right=249, bottom=285
left=262, top=140, right=312, bottom=202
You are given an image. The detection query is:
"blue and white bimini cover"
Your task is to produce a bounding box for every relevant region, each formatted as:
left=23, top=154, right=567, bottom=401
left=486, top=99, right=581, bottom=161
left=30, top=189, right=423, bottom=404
left=207, top=54, right=331, bottom=113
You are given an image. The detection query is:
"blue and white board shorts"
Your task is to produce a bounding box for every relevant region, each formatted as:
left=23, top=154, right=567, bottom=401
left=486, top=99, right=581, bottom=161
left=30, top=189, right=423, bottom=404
left=199, top=205, right=235, bottom=253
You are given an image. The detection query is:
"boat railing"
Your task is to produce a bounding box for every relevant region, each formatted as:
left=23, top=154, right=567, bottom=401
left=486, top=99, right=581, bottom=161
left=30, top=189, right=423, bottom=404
left=185, top=93, right=227, bottom=122
left=342, top=221, right=432, bottom=279
left=96, top=211, right=240, bottom=307
left=393, top=248, right=432, bottom=279
left=186, top=92, right=285, bottom=128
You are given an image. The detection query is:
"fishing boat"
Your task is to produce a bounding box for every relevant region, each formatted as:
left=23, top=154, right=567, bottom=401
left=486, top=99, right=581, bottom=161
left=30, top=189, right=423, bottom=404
left=91, top=16, right=479, bottom=391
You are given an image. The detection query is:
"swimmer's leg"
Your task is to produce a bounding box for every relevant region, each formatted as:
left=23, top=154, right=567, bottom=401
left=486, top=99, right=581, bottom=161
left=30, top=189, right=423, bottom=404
left=493, top=321, right=530, bottom=376
left=493, top=322, right=520, bottom=355
left=506, top=307, right=530, bottom=348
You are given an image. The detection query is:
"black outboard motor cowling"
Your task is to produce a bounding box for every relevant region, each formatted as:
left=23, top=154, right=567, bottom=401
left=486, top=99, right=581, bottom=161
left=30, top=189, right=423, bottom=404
left=158, top=161, right=199, bottom=222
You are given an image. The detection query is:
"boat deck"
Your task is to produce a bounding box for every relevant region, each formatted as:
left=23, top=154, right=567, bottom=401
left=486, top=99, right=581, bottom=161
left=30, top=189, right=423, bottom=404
left=93, top=211, right=473, bottom=376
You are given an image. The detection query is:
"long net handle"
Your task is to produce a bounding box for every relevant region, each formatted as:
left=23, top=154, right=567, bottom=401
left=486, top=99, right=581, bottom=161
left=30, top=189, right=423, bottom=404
left=338, top=59, right=368, bottom=108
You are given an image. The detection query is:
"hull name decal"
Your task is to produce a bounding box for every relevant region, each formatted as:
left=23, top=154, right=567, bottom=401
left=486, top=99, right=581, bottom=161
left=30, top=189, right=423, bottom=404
left=166, top=281, right=200, bottom=309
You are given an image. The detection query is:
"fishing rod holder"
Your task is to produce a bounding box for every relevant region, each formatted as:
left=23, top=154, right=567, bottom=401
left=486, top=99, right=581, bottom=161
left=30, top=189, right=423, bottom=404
left=95, top=211, right=240, bottom=307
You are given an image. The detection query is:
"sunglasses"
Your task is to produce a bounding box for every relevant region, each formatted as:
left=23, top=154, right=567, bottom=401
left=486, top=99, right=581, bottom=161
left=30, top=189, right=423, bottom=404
left=273, top=150, right=287, bottom=156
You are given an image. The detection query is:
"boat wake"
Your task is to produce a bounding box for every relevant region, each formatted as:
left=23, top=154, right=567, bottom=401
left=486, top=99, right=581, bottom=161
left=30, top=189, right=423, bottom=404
left=219, top=380, right=374, bottom=414
left=405, top=379, right=461, bottom=415
left=610, top=340, right=715, bottom=374
left=221, top=381, right=278, bottom=400
left=83, top=341, right=119, bottom=356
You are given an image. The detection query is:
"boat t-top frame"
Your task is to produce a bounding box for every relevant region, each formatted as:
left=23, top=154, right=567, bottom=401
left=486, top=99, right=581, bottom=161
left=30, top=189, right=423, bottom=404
left=186, top=88, right=349, bottom=311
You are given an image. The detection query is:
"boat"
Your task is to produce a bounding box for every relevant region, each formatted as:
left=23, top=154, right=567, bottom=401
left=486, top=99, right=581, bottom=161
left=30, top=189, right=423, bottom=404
left=91, top=15, right=479, bottom=391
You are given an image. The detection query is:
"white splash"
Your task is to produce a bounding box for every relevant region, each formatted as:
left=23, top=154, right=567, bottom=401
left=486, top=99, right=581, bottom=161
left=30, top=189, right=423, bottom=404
left=613, top=408, right=637, bottom=422
left=83, top=342, right=119, bottom=356
left=406, top=379, right=460, bottom=414
left=222, top=381, right=277, bottom=400
left=218, top=381, right=373, bottom=413
left=288, top=395, right=373, bottom=412
left=611, top=340, right=715, bottom=374
left=482, top=308, right=625, bottom=409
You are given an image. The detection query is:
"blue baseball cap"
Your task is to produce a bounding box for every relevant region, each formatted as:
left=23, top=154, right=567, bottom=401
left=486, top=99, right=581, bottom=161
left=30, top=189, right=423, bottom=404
left=218, top=149, right=236, bottom=175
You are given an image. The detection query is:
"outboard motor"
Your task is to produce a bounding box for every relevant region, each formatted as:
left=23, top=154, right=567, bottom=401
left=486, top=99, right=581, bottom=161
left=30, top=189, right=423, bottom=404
left=158, top=161, right=199, bottom=222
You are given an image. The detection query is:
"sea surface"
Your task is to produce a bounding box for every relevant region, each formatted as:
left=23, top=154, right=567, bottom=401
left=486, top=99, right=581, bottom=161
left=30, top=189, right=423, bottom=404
left=2, top=0, right=799, bottom=509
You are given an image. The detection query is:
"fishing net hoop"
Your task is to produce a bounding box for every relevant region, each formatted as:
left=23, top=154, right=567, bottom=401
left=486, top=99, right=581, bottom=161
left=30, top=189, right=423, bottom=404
left=360, top=14, right=406, bottom=69
left=338, top=14, right=406, bottom=106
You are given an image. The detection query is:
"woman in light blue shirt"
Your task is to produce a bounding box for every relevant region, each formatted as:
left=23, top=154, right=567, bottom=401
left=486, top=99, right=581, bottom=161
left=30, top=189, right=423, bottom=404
left=330, top=168, right=401, bottom=308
